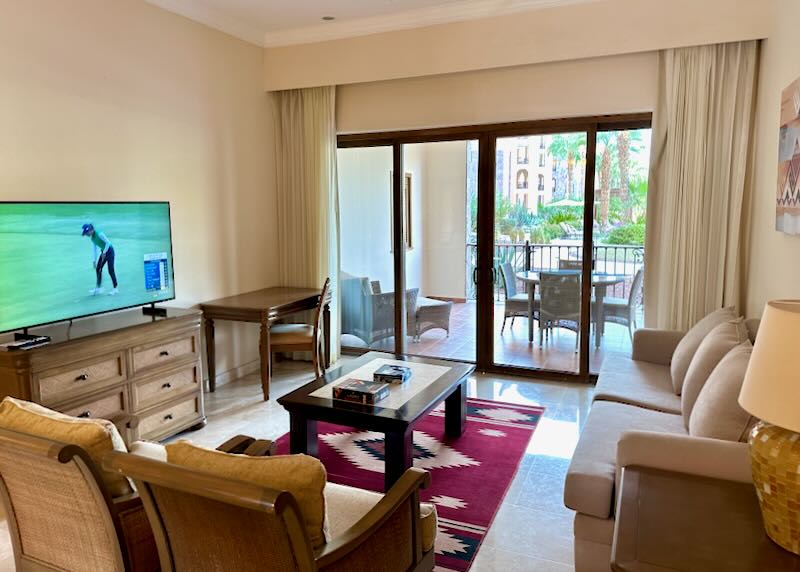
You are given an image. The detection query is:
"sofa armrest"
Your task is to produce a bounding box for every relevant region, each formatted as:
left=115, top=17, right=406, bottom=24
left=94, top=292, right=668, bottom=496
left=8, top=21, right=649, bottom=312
left=631, top=329, right=685, bottom=365
left=617, top=431, right=752, bottom=485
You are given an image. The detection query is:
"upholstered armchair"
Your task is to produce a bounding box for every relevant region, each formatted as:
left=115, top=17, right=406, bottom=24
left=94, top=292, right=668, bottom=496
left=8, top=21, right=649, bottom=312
left=104, top=436, right=437, bottom=572
left=0, top=405, right=159, bottom=572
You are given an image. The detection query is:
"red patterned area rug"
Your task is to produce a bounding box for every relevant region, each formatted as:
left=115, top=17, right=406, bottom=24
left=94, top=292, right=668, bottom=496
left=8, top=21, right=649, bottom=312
left=275, top=398, right=544, bottom=571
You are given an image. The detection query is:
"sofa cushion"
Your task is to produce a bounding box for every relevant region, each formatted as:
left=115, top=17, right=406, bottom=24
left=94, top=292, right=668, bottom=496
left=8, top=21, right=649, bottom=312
left=670, top=307, right=737, bottom=394
left=564, top=401, right=685, bottom=519
left=681, top=319, right=747, bottom=428
left=0, top=396, right=131, bottom=497
left=593, top=352, right=681, bottom=414
left=166, top=440, right=328, bottom=549
left=324, top=482, right=437, bottom=553
left=689, top=341, right=756, bottom=442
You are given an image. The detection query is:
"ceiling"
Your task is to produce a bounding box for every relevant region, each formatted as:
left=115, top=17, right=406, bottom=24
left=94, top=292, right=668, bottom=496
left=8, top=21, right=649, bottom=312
left=146, top=0, right=592, bottom=47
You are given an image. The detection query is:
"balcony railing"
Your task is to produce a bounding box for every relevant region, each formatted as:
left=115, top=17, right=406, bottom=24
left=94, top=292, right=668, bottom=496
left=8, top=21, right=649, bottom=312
left=466, top=241, right=644, bottom=301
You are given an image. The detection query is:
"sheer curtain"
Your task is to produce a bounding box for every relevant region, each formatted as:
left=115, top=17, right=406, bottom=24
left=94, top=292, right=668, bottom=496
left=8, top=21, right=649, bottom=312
left=645, top=41, right=759, bottom=330
left=273, top=86, right=340, bottom=361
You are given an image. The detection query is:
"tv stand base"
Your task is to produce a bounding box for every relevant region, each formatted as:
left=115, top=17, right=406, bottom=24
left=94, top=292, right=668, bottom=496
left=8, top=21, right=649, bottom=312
left=142, top=304, right=167, bottom=317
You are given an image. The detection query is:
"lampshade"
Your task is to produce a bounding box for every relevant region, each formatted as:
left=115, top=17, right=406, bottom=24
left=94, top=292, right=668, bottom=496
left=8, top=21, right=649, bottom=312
left=739, top=300, right=800, bottom=433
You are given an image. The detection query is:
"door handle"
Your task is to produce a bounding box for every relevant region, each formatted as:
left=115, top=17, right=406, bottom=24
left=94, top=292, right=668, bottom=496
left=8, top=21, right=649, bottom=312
left=491, top=267, right=497, bottom=284
left=472, top=268, right=478, bottom=285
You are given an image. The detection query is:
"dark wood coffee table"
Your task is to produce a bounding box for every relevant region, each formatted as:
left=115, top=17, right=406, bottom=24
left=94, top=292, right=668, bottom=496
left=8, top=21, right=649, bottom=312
left=278, top=351, right=475, bottom=490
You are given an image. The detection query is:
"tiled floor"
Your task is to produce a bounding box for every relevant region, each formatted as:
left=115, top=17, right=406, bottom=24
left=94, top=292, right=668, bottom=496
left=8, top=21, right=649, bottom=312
left=344, top=300, right=634, bottom=374
left=0, top=359, right=593, bottom=572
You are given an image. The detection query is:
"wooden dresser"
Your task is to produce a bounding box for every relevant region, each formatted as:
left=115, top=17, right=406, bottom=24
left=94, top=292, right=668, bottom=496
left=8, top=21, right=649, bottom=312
left=0, top=308, right=206, bottom=443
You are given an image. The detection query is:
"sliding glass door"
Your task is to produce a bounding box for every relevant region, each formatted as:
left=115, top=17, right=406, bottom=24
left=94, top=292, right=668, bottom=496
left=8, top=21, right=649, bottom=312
left=337, top=115, right=651, bottom=381
left=491, top=132, right=588, bottom=374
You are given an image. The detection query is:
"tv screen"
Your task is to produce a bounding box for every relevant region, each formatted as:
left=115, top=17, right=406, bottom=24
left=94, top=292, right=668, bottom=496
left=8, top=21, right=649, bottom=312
left=0, top=202, right=175, bottom=333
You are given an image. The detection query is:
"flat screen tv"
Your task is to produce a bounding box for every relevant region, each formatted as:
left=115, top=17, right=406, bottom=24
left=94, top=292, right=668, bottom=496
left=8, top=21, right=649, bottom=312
left=0, top=202, right=175, bottom=333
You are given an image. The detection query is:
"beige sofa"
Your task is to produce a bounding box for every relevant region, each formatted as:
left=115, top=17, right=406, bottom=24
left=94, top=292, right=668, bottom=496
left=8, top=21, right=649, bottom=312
left=564, top=320, right=758, bottom=572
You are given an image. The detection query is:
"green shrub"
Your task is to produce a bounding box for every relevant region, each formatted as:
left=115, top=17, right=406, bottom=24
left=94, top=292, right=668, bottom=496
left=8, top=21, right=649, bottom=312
left=605, top=223, right=646, bottom=245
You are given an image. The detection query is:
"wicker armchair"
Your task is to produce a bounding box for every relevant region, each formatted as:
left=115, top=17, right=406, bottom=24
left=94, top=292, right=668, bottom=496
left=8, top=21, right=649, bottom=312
left=103, top=442, right=435, bottom=572
left=340, top=273, right=418, bottom=346
left=0, top=427, right=158, bottom=572
left=539, top=271, right=582, bottom=350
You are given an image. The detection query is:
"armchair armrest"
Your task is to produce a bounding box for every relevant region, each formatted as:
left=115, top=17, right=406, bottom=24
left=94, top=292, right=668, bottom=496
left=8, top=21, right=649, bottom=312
left=316, top=468, right=431, bottom=570
left=631, top=329, right=685, bottom=365
left=617, top=431, right=752, bottom=486
left=216, top=434, right=276, bottom=456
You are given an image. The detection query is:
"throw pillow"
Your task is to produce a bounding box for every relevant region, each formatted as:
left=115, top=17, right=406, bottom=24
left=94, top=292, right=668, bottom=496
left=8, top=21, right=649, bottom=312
left=0, top=396, right=131, bottom=497
left=670, top=307, right=738, bottom=394
left=166, top=440, right=328, bottom=549
left=689, top=341, right=756, bottom=442
left=681, top=318, right=748, bottom=428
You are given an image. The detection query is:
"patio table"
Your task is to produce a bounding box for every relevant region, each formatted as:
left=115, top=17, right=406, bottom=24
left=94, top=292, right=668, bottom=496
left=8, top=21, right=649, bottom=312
left=516, top=270, right=627, bottom=348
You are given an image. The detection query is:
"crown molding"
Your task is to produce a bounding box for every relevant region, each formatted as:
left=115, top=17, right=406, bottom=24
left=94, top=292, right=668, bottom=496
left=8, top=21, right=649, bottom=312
left=145, top=0, right=266, bottom=46
left=263, top=0, right=598, bottom=47
left=147, top=0, right=598, bottom=49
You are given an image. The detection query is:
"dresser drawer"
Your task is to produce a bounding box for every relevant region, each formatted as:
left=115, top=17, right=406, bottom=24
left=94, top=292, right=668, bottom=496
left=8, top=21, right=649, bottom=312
left=138, top=396, right=201, bottom=441
left=133, top=335, right=197, bottom=373
left=37, top=353, right=126, bottom=406
left=133, top=364, right=200, bottom=411
left=61, top=388, right=126, bottom=421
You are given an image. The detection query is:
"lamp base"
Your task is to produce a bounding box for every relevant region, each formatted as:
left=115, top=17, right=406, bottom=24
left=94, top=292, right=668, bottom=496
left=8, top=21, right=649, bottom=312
left=749, top=421, right=800, bottom=555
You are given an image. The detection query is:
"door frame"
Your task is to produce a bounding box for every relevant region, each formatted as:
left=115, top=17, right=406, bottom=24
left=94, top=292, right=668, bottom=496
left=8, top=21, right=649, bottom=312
left=337, top=113, right=652, bottom=382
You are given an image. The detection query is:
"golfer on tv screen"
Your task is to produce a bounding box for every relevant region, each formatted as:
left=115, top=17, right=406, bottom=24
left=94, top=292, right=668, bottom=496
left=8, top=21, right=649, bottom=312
left=82, top=223, right=119, bottom=296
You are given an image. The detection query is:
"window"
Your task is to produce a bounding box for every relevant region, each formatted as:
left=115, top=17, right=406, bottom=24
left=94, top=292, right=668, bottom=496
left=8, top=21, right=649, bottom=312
left=538, top=174, right=545, bottom=191
left=517, top=169, right=529, bottom=189
left=516, top=145, right=529, bottom=164
left=539, top=154, right=546, bottom=168
left=539, top=138, right=546, bottom=150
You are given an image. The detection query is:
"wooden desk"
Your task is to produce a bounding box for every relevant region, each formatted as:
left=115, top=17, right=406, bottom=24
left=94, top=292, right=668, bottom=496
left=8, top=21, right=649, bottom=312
left=612, top=466, right=800, bottom=572
left=200, top=287, right=331, bottom=400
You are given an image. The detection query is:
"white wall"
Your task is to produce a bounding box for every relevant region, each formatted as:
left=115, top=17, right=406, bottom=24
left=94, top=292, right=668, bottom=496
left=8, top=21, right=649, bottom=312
left=746, top=0, right=800, bottom=317
left=264, top=0, right=770, bottom=91
left=338, top=142, right=468, bottom=300
left=421, top=141, right=469, bottom=300
left=0, top=0, right=277, bottom=382
left=337, top=51, right=659, bottom=133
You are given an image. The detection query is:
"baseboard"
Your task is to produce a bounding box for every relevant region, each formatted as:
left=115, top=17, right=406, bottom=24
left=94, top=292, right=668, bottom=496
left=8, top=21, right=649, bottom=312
left=207, top=359, right=260, bottom=389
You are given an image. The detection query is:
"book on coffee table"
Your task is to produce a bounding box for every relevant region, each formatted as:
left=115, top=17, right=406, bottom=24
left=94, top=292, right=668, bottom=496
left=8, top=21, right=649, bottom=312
left=333, top=378, right=390, bottom=405
left=373, top=364, right=412, bottom=384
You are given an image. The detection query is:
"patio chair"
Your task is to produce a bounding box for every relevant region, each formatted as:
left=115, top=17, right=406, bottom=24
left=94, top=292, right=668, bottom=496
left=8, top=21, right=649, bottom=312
left=539, top=271, right=581, bottom=350
left=596, top=268, right=643, bottom=340
left=412, top=297, right=452, bottom=342
left=500, top=262, right=538, bottom=334
left=340, top=273, right=418, bottom=346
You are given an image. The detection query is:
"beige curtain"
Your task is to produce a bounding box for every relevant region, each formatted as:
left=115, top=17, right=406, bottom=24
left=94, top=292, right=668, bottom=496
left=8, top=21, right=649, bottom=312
left=273, top=86, right=340, bottom=361
left=644, top=41, right=759, bottom=330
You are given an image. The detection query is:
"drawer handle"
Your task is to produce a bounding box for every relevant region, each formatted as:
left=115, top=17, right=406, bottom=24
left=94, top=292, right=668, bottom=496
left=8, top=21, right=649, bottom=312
left=164, top=414, right=174, bottom=421
left=159, top=350, right=170, bottom=357
left=162, top=382, right=172, bottom=389
left=75, top=373, right=89, bottom=382
left=78, top=411, right=91, bottom=418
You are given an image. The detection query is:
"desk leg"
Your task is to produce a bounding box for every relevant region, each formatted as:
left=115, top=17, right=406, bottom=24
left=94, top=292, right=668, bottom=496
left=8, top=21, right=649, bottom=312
left=385, top=429, right=413, bottom=491
left=204, top=317, right=216, bottom=393
left=289, top=413, right=318, bottom=456
left=445, top=380, right=467, bottom=438
left=595, top=285, right=606, bottom=349
left=259, top=319, right=271, bottom=401
left=323, top=302, right=331, bottom=370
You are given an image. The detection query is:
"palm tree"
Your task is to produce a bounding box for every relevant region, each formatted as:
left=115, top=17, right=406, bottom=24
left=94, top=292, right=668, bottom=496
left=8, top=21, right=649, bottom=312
left=616, top=130, right=644, bottom=222
left=548, top=134, right=586, bottom=199
left=596, top=132, right=615, bottom=228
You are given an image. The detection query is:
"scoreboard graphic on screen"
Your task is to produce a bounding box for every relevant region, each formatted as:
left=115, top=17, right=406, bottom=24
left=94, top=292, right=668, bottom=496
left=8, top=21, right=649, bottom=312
left=143, top=252, right=170, bottom=292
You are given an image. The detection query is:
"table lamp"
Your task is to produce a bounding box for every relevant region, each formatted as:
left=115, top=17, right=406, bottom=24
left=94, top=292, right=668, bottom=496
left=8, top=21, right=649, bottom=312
left=738, top=300, right=800, bottom=555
